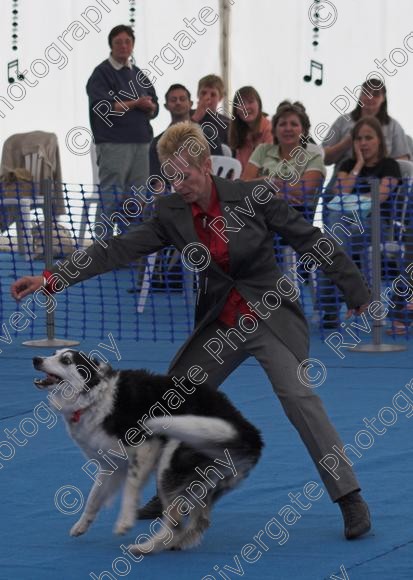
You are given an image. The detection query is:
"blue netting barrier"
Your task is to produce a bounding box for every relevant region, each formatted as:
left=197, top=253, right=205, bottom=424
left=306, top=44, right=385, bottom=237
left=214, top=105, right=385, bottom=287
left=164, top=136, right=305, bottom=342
left=315, top=177, right=413, bottom=338
left=0, top=177, right=412, bottom=347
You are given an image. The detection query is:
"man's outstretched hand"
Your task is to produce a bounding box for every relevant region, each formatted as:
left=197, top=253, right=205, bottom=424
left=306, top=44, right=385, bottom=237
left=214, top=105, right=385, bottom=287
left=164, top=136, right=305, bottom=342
left=11, top=276, right=44, bottom=300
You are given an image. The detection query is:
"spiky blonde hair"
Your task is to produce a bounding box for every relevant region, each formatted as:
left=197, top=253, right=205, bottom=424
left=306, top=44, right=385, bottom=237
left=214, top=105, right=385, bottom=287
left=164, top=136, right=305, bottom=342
left=157, top=122, right=210, bottom=168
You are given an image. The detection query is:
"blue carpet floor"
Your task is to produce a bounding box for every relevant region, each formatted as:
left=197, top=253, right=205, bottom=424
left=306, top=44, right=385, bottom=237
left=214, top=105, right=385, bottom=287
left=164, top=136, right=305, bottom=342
left=1, top=325, right=412, bottom=579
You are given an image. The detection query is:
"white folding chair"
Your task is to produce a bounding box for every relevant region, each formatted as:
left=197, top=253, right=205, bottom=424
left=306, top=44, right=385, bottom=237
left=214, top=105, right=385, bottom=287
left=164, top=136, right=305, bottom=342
left=0, top=132, right=65, bottom=260
left=396, top=159, right=413, bottom=179
left=78, top=192, right=100, bottom=248
left=1, top=197, right=33, bottom=258
left=369, top=160, right=413, bottom=263
left=137, top=252, right=159, bottom=313
left=77, top=144, right=100, bottom=247
left=211, top=155, right=242, bottom=179
left=0, top=153, right=44, bottom=260
left=221, top=143, right=233, bottom=157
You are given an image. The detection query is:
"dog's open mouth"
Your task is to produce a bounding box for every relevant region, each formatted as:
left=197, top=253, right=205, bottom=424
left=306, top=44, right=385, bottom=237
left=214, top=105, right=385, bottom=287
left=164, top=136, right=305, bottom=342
left=34, top=373, right=62, bottom=388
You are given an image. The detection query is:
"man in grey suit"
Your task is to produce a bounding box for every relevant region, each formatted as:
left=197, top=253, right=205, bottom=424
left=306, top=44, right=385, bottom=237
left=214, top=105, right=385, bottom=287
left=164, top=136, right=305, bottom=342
left=11, top=123, right=371, bottom=540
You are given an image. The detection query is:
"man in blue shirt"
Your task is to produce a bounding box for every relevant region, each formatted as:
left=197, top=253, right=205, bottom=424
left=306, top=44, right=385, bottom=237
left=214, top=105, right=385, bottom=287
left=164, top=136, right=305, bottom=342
left=86, top=24, right=158, bottom=233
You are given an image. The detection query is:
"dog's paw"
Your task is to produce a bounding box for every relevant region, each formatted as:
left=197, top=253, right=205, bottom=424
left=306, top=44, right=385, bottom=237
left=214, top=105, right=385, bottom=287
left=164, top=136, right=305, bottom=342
left=70, top=519, right=89, bottom=537
left=126, top=543, right=143, bottom=555
left=114, top=517, right=134, bottom=535
left=126, top=542, right=156, bottom=555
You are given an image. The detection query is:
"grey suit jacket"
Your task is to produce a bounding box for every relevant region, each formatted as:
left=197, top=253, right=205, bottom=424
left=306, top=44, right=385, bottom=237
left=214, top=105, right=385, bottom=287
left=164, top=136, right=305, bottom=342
left=51, top=176, right=370, bottom=362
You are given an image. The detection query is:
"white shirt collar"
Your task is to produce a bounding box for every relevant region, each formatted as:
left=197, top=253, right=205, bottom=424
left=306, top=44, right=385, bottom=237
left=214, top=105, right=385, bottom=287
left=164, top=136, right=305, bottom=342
left=109, top=55, right=133, bottom=70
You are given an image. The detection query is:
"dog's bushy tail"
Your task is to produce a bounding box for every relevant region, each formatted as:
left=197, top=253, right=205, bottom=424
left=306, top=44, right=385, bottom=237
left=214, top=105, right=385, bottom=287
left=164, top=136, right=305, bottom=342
left=146, top=414, right=262, bottom=465
left=147, top=414, right=262, bottom=508
left=147, top=415, right=234, bottom=446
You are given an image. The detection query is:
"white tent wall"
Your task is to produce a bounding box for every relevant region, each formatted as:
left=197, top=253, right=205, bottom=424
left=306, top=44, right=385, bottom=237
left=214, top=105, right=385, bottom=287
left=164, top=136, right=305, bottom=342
left=0, top=0, right=412, bottom=184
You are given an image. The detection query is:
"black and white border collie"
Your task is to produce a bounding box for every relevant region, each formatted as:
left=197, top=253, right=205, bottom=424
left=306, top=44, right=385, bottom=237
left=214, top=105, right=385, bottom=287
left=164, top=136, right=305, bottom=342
left=33, top=350, right=263, bottom=554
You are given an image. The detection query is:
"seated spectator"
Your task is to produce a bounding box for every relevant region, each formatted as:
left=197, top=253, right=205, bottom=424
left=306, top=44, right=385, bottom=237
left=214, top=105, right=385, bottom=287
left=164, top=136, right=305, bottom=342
left=191, top=74, right=231, bottom=145
left=319, top=116, right=401, bottom=328
left=229, top=86, right=272, bottom=171
left=323, top=78, right=409, bottom=195
left=331, top=117, right=401, bottom=201
left=242, top=101, right=326, bottom=219
left=149, top=84, right=223, bottom=193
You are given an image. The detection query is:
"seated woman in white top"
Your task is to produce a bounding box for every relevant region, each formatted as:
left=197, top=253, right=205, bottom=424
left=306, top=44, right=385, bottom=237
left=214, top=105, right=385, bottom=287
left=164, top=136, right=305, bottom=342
left=323, top=78, right=409, bottom=171
left=242, top=101, right=326, bottom=220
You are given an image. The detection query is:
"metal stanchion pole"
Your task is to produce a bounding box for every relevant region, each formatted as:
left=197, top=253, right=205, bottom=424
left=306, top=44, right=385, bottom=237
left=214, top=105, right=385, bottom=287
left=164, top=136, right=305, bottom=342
left=353, top=178, right=406, bottom=352
left=23, top=179, right=79, bottom=348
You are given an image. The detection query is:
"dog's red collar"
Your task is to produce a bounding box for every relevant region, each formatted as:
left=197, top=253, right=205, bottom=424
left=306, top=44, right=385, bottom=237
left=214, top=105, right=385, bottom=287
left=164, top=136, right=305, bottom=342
left=70, top=409, right=86, bottom=423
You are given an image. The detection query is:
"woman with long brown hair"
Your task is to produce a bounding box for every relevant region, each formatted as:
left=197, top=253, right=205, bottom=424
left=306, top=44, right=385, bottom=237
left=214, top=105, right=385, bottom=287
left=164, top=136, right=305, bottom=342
left=229, top=85, right=272, bottom=170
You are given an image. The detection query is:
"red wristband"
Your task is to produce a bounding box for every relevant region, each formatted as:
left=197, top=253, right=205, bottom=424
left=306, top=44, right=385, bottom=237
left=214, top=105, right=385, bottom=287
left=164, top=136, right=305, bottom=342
left=42, top=270, right=55, bottom=293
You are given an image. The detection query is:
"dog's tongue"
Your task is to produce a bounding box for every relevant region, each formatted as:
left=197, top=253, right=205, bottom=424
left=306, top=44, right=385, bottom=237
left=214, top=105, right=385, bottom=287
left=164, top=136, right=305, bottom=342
left=34, top=374, right=58, bottom=388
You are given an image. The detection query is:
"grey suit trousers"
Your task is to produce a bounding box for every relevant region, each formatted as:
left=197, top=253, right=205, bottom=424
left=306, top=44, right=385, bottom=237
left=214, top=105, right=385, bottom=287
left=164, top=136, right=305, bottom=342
left=168, top=318, right=360, bottom=502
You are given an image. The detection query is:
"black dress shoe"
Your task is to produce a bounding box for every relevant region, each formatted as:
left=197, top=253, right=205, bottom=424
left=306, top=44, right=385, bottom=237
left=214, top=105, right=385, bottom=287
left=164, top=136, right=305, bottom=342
left=137, top=495, right=163, bottom=519
left=337, top=491, right=371, bottom=540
